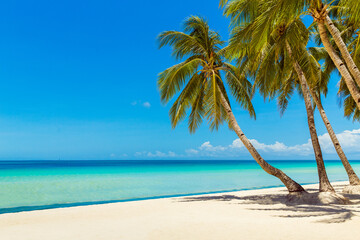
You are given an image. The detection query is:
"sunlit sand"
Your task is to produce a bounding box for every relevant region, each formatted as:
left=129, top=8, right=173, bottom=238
left=1, top=181, right=359, bottom=240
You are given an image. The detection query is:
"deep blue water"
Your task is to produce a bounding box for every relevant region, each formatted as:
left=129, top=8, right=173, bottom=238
left=1, top=160, right=359, bottom=214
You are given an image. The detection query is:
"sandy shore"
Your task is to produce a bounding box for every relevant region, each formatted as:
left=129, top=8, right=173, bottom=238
left=1, top=181, right=360, bottom=240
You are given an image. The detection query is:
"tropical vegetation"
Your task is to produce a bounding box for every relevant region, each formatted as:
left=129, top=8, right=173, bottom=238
left=158, top=0, right=360, bottom=196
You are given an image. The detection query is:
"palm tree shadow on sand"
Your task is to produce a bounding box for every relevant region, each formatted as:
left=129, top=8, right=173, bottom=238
left=179, top=184, right=360, bottom=224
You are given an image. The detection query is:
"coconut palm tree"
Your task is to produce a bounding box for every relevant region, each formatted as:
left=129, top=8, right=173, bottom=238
left=309, top=20, right=360, bottom=185
left=311, top=87, right=360, bottom=186
left=157, top=16, right=305, bottom=193
left=315, top=16, right=360, bottom=109
left=249, top=19, right=335, bottom=192
left=221, top=3, right=332, bottom=192
left=222, top=0, right=360, bottom=190
left=221, top=0, right=360, bottom=109
left=309, top=46, right=360, bottom=185
left=316, top=0, right=360, bottom=86
left=265, top=20, right=360, bottom=188
left=289, top=0, right=360, bottom=108
left=315, top=18, right=360, bottom=123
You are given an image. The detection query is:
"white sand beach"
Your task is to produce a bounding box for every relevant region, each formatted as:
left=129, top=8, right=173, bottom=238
left=1, top=181, right=360, bottom=240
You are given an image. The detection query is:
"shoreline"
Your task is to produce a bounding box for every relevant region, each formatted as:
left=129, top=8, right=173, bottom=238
left=0, top=180, right=340, bottom=215
left=1, top=181, right=360, bottom=240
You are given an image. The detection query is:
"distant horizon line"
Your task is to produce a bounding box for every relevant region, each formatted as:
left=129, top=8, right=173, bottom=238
left=1, top=159, right=360, bottom=162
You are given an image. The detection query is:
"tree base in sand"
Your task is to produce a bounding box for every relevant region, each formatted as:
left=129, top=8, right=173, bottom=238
left=343, top=185, right=360, bottom=195
left=286, top=192, right=350, bottom=205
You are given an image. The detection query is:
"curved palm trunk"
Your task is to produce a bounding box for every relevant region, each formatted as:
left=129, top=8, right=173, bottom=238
left=219, top=93, right=305, bottom=193
left=317, top=22, right=360, bottom=110
left=324, top=15, right=360, bottom=87
left=309, top=89, right=360, bottom=185
left=286, top=42, right=334, bottom=192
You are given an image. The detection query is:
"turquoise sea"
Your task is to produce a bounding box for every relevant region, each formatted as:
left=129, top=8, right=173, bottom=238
left=1, top=160, right=360, bottom=214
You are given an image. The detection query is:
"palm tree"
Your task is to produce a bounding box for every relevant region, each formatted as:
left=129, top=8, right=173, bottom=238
left=316, top=18, right=360, bottom=123
left=157, top=16, right=305, bottom=193
left=309, top=47, right=360, bottom=185
left=315, top=17, right=360, bottom=109
left=315, top=0, right=360, bottom=86
left=263, top=22, right=335, bottom=192
left=293, top=0, right=360, bottom=108
left=311, top=87, right=360, bottom=186
left=222, top=0, right=360, bottom=190
left=267, top=20, right=360, bottom=188
left=220, top=0, right=360, bottom=109
left=308, top=17, right=360, bottom=184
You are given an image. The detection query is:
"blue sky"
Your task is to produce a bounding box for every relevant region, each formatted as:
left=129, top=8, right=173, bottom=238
left=0, top=0, right=359, bottom=160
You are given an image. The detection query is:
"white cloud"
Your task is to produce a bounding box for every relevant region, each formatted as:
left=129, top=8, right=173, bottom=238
left=133, top=129, right=360, bottom=159
left=147, top=151, right=166, bottom=157
left=143, top=102, right=151, bottom=108
left=232, top=139, right=290, bottom=152
left=135, top=151, right=177, bottom=158
left=186, top=129, right=360, bottom=158
left=318, top=129, right=360, bottom=153
left=199, top=141, right=226, bottom=152
left=168, top=151, right=176, bottom=157
left=131, top=100, right=151, bottom=108
left=110, top=153, right=128, bottom=159
left=186, top=149, right=199, bottom=155
left=134, top=151, right=145, bottom=157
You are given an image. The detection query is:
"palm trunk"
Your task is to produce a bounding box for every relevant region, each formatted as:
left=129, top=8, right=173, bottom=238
left=286, top=42, right=335, bottom=192
left=219, top=93, right=305, bottom=193
left=309, top=89, right=360, bottom=185
left=324, top=15, right=360, bottom=87
left=317, top=21, right=360, bottom=110
left=318, top=15, right=360, bottom=185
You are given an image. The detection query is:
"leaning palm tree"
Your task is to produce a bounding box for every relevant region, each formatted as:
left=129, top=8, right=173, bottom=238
left=157, top=16, right=305, bottom=193
left=222, top=1, right=334, bottom=192
left=266, top=19, right=360, bottom=188
left=317, top=18, right=360, bottom=123
left=257, top=21, right=334, bottom=192
left=317, top=0, right=360, bottom=86
left=309, top=20, right=360, bottom=185
left=309, top=46, right=360, bottom=186
left=222, top=0, right=360, bottom=191
left=221, top=0, right=360, bottom=109
left=314, top=13, right=360, bottom=109
left=311, top=84, right=360, bottom=186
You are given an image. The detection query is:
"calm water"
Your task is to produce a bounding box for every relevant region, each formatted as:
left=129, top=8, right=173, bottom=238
left=1, top=160, right=360, bottom=213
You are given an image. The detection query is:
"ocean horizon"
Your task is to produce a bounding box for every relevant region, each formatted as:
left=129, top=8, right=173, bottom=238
left=1, top=160, right=359, bottom=214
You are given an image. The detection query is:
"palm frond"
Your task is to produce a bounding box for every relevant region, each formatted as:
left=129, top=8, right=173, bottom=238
left=158, top=57, right=204, bottom=103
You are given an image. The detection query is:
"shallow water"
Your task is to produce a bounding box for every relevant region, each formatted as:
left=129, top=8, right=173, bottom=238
left=0, top=160, right=359, bottom=213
